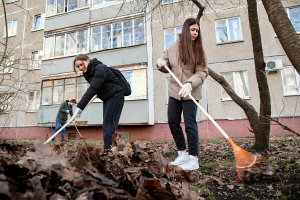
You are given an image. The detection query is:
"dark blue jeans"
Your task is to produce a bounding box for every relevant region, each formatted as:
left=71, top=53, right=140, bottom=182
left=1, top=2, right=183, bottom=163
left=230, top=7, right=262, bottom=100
left=52, top=121, right=66, bottom=141
left=103, top=91, right=124, bottom=149
left=168, top=97, right=199, bottom=156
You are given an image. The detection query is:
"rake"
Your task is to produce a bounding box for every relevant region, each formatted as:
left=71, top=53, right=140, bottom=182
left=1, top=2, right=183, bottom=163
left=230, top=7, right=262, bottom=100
left=164, top=65, right=257, bottom=182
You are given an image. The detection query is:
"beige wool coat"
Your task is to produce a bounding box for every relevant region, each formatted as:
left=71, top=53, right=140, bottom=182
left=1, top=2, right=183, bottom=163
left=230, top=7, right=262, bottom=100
left=157, top=38, right=208, bottom=101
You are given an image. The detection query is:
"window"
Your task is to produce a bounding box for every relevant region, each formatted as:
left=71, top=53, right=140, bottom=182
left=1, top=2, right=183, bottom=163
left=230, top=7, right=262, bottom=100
left=41, top=77, right=89, bottom=105
left=92, top=0, right=115, bottom=6
left=42, top=81, right=52, bottom=105
left=215, top=17, right=243, bottom=44
left=46, top=0, right=66, bottom=16
left=7, top=0, right=18, bottom=3
left=53, top=80, right=63, bottom=104
left=44, top=29, right=88, bottom=59
left=32, top=14, right=45, bottom=31
left=68, top=0, right=89, bottom=11
left=76, top=77, right=88, bottom=102
left=281, top=67, right=300, bottom=95
left=0, top=56, right=14, bottom=74
left=27, top=91, right=40, bottom=111
left=0, top=93, right=14, bottom=114
left=287, top=6, right=300, bottom=33
left=30, top=51, right=42, bottom=70
left=4, top=20, right=17, bottom=37
left=221, top=71, right=250, bottom=100
left=164, top=27, right=182, bottom=50
left=122, top=71, right=133, bottom=100
left=162, top=0, right=183, bottom=4
left=91, top=18, right=145, bottom=52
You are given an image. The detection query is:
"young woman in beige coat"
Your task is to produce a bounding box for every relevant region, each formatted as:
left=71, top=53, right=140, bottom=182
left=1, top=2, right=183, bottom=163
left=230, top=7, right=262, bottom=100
left=157, top=18, right=208, bottom=170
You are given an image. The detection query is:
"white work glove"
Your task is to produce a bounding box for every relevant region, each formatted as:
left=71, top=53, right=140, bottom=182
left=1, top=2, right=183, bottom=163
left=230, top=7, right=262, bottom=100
left=157, top=58, right=166, bottom=69
left=76, top=108, right=83, bottom=118
left=66, top=110, right=70, bottom=114
left=178, top=83, right=192, bottom=98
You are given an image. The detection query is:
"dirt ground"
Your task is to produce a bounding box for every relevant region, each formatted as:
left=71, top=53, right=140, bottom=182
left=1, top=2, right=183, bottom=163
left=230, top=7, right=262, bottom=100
left=0, top=135, right=299, bottom=200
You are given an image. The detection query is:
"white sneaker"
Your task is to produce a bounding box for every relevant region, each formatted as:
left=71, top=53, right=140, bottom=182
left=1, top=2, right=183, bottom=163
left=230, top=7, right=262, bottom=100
left=179, top=155, right=199, bottom=170
left=170, top=151, right=189, bottom=166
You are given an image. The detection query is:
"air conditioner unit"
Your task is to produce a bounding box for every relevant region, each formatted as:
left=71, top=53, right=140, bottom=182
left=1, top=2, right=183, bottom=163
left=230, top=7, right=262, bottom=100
left=265, top=60, right=283, bottom=71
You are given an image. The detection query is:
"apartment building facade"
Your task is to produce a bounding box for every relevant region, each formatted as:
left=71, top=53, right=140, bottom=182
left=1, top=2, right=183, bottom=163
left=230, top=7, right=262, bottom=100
left=0, top=0, right=46, bottom=139
left=1, top=0, right=299, bottom=141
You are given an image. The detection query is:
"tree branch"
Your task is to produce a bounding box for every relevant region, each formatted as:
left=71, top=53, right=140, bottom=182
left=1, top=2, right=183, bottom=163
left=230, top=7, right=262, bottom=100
left=264, top=115, right=300, bottom=137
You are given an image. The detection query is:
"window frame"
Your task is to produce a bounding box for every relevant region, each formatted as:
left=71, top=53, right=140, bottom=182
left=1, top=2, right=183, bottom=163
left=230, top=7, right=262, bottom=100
left=32, top=13, right=45, bottom=31
left=121, top=70, right=134, bottom=100
left=280, top=66, right=300, bottom=96
left=41, top=77, right=89, bottom=106
left=91, top=18, right=145, bottom=52
left=91, top=0, right=117, bottom=7
left=67, top=0, right=90, bottom=12
left=26, top=91, right=40, bottom=112
left=4, top=20, right=17, bottom=37
left=30, top=51, right=43, bottom=70
left=221, top=70, right=250, bottom=101
left=164, top=26, right=182, bottom=50
left=214, top=17, right=243, bottom=44
left=286, top=6, right=300, bottom=34
left=7, top=0, right=19, bottom=3
left=43, top=28, right=89, bottom=59
left=161, top=0, right=183, bottom=5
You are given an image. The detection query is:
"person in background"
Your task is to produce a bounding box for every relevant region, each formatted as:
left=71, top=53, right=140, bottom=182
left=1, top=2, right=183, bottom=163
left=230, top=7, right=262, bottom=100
left=156, top=18, right=208, bottom=170
left=52, top=99, right=76, bottom=142
left=73, top=54, right=124, bottom=149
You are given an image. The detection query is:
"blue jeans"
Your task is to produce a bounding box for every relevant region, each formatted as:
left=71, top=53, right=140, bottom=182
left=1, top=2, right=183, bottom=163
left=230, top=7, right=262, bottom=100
left=52, top=121, right=66, bottom=141
left=168, top=97, right=199, bottom=156
left=103, top=91, right=124, bottom=149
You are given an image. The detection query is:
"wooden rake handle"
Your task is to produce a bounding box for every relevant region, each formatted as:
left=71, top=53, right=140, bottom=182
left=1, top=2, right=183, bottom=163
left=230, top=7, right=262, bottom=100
left=44, top=95, right=97, bottom=144
left=163, top=65, right=230, bottom=139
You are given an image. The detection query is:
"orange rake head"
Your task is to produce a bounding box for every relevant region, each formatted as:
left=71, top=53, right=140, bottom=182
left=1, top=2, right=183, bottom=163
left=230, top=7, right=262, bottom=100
left=226, top=138, right=257, bottom=182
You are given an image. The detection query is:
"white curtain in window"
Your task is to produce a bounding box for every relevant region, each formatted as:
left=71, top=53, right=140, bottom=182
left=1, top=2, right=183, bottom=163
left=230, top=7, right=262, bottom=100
left=44, top=36, right=55, bottom=59
left=77, top=29, right=87, bottom=53
left=47, top=0, right=56, bottom=16
left=229, top=18, right=242, bottom=41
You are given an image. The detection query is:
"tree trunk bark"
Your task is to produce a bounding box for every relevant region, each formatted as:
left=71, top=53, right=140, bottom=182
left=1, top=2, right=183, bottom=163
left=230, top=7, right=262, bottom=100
left=262, top=0, right=300, bottom=74
left=247, top=0, right=271, bottom=151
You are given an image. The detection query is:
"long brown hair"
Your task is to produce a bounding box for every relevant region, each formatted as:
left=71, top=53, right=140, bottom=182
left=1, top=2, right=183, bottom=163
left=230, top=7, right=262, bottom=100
left=73, top=54, right=90, bottom=74
left=179, top=18, right=206, bottom=67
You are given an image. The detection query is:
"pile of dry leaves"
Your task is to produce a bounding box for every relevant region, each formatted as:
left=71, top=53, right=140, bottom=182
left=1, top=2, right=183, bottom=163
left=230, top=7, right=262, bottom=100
left=0, top=133, right=204, bottom=200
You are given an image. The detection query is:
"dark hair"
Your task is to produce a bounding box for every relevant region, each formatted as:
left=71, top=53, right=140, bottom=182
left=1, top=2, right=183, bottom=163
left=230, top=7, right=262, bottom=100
left=69, top=99, right=76, bottom=103
left=179, top=18, right=206, bottom=67
left=73, top=54, right=90, bottom=74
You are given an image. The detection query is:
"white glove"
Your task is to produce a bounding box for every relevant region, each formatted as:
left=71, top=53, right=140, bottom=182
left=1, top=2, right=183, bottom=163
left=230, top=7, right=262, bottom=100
left=178, top=83, right=192, bottom=98
left=76, top=108, right=83, bottom=118
left=66, top=110, right=70, bottom=114
left=157, top=58, right=166, bottom=69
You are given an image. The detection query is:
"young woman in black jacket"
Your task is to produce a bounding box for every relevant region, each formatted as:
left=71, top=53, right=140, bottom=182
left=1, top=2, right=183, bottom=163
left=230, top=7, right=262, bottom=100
left=73, top=54, right=124, bottom=149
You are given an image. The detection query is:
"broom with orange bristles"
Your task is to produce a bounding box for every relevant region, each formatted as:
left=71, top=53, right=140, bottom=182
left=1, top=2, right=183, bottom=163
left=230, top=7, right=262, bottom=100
left=164, top=65, right=257, bottom=182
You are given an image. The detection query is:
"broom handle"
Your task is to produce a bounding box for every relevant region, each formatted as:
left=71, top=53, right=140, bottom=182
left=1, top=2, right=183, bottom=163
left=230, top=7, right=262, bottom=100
left=44, top=95, right=97, bottom=144
left=164, top=65, right=230, bottom=139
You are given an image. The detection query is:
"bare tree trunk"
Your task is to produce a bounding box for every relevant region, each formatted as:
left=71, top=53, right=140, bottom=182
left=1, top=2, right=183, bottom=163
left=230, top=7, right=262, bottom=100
left=247, top=0, right=271, bottom=151
left=262, top=0, right=300, bottom=74
left=192, top=0, right=270, bottom=150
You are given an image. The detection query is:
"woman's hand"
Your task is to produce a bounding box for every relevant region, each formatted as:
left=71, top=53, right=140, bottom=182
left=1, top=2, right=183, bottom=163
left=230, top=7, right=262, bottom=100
left=157, top=58, right=166, bottom=69
left=179, top=83, right=192, bottom=98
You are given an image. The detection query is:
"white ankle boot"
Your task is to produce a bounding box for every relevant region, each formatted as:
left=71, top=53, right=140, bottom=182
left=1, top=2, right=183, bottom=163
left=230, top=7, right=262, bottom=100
left=179, top=155, right=199, bottom=170
left=170, top=151, right=189, bottom=165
